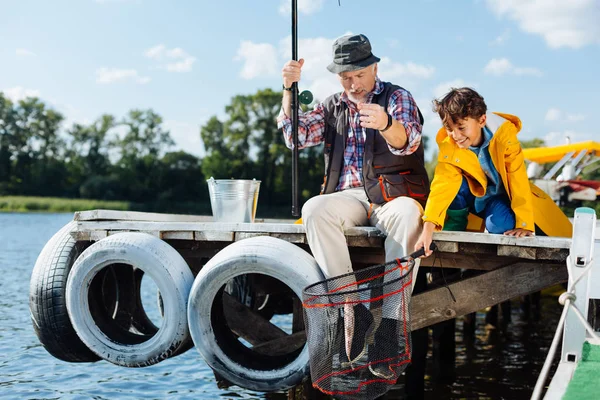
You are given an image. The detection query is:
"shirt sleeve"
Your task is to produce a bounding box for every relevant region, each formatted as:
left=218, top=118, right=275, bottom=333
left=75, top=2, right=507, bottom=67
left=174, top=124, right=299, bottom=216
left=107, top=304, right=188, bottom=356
left=277, top=103, right=326, bottom=149
left=385, top=88, right=423, bottom=155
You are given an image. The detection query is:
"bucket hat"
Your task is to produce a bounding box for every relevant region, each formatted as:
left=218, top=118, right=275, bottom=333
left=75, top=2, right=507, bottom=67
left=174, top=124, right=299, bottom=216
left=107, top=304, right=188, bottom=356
left=327, top=34, right=380, bottom=73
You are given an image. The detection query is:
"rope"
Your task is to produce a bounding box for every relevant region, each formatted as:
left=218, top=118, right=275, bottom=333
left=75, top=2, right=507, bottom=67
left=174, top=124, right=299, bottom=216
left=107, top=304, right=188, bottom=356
left=531, top=256, right=598, bottom=400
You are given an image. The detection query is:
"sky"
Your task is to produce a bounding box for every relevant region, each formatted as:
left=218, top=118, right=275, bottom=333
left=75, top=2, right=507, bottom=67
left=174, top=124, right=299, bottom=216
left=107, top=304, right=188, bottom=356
left=1, top=0, right=598, bottom=160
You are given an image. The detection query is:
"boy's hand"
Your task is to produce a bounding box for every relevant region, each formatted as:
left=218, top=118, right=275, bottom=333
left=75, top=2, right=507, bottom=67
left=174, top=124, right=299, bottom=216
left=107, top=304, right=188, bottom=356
left=504, top=228, right=534, bottom=237
left=414, top=222, right=436, bottom=257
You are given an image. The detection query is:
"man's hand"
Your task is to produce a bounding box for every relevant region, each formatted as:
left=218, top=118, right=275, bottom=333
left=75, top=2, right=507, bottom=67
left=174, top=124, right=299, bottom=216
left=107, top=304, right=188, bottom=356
left=357, top=103, right=387, bottom=130
left=414, top=221, right=436, bottom=258
left=282, top=58, right=304, bottom=89
left=358, top=102, right=408, bottom=149
left=504, top=228, right=534, bottom=237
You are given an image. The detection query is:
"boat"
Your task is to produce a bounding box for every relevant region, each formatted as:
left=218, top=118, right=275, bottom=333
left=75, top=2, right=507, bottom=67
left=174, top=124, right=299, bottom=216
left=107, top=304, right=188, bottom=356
left=524, top=141, right=600, bottom=206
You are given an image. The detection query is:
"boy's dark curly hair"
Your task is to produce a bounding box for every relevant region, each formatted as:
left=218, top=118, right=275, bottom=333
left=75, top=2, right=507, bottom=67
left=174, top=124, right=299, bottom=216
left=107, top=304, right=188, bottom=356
left=433, top=87, right=487, bottom=125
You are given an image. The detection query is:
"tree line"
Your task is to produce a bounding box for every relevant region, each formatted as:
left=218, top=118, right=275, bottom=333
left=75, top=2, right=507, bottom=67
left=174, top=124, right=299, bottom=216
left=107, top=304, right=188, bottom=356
left=3, top=89, right=596, bottom=217
left=0, top=89, right=324, bottom=216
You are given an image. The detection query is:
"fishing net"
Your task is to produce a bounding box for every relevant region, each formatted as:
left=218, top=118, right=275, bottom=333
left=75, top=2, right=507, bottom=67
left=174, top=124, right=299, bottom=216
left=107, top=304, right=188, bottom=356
left=302, top=258, right=414, bottom=400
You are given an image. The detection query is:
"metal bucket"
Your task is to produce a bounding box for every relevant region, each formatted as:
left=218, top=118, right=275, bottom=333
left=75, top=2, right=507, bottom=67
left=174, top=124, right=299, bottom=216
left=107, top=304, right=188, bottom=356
left=207, top=177, right=261, bottom=223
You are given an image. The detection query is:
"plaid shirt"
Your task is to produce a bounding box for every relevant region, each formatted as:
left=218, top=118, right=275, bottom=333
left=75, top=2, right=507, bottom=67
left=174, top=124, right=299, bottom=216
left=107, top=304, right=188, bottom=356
left=277, top=78, right=422, bottom=191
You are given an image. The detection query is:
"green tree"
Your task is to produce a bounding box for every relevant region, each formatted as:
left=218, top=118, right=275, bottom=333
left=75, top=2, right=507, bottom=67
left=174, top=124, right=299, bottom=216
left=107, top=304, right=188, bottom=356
left=201, top=89, right=325, bottom=212
left=0, top=93, right=16, bottom=190
left=114, top=109, right=174, bottom=202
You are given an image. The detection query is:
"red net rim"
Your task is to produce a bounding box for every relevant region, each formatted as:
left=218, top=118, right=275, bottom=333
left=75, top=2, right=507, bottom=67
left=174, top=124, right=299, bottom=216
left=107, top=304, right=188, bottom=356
left=302, top=258, right=414, bottom=308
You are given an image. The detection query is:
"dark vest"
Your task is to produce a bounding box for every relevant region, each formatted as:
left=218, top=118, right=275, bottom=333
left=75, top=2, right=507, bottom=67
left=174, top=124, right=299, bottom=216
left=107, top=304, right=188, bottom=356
left=320, top=82, right=430, bottom=207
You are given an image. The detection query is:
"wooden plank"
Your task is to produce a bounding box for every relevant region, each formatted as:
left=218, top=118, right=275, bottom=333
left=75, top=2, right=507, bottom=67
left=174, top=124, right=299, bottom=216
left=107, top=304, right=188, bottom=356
left=77, top=220, right=304, bottom=234
left=411, top=262, right=568, bottom=330
left=270, top=233, right=306, bottom=244
left=161, top=231, right=195, bottom=240
left=88, top=230, right=108, bottom=241
left=75, top=220, right=572, bottom=250
left=251, top=331, right=306, bottom=356
left=72, top=231, right=92, bottom=241
left=75, top=209, right=213, bottom=222
left=194, top=231, right=234, bottom=241
left=420, top=253, right=516, bottom=271
left=222, top=293, right=287, bottom=346
left=435, top=241, right=459, bottom=253
left=432, top=230, right=571, bottom=249
left=233, top=232, right=306, bottom=244
left=498, top=245, right=537, bottom=260
left=345, top=226, right=385, bottom=238
left=235, top=232, right=271, bottom=241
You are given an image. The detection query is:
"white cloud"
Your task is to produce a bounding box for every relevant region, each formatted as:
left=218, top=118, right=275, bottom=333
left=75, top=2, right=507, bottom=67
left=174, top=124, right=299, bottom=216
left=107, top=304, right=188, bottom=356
left=145, top=44, right=166, bottom=59
left=485, top=0, right=600, bottom=49
left=96, top=67, right=151, bottom=84
left=279, top=35, right=339, bottom=102
left=16, top=48, right=36, bottom=57
left=279, top=0, right=324, bottom=15
left=545, top=108, right=586, bottom=123
left=305, top=77, right=340, bottom=104
left=234, top=41, right=278, bottom=79
left=432, top=79, right=477, bottom=99
left=166, top=57, right=196, bottom=73
left=545, top=108, right=562, bottom=121
left=164, top=120, right=205, bottom=157
left=144, top=44, right=196, bottom=73
left=378, top=58, right=435, bottom=81
left=490, top=30, right=510, bottom=46
left=484, top=58, right=543, bottom=77
left=544, top=130, right=581, bottom=146
left=2, top=86, right=41, bottom=102
left=273, top=35, right=434, bottom=100
left=232, top=34, right=433, bottom=102
left=278, top=36, right=334, bottom=79
left=567, top=114, right=586, bottom=122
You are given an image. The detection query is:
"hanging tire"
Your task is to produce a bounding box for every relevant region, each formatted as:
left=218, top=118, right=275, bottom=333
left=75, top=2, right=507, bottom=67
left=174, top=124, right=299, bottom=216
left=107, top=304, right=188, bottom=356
left=187, top=236, right=324, bottom=392
left=29, top=221, right=100, bottom=362
left=66, top=232, right=194, bottom=367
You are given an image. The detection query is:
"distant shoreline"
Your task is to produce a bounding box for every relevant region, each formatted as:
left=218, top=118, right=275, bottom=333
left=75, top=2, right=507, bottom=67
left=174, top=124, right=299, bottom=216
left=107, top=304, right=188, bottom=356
left=0, top=196, right=131, bottom=213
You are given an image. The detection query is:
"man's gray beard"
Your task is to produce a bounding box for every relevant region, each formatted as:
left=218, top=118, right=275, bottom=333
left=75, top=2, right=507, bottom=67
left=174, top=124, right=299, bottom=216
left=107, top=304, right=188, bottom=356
left=347, top=92, right=367, bottom=104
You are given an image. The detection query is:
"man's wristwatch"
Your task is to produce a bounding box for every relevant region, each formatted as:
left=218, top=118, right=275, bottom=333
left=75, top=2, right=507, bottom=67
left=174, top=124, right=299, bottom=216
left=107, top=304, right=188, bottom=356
left=379, top=113, right=393, bottom=132
left=282, top=84, right=293, bottom=91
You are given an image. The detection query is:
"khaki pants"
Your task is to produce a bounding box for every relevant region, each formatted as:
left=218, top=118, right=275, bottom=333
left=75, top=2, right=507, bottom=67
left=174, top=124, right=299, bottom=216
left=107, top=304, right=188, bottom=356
left=302, top=187, right=423, bottom=318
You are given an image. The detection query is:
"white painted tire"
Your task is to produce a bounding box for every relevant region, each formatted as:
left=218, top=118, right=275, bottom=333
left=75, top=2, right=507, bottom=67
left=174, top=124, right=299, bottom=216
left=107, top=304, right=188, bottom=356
left=187, top=236, right=324, bottom=392
left=66, top=232, right=194, bottom=367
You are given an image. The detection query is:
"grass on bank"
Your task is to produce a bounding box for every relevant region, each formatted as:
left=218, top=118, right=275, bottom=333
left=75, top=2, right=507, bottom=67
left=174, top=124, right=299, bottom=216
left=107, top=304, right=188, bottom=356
left=0, top=195, right=296, bottom=217
left=0, top=196, right=130, bottom=213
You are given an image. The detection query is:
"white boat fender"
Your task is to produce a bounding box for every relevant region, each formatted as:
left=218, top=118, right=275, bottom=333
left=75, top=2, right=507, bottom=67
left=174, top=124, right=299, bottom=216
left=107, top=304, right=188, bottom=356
left=66, top=232, right=194, bottom=367
left=187, top=236, right=324, bottom=392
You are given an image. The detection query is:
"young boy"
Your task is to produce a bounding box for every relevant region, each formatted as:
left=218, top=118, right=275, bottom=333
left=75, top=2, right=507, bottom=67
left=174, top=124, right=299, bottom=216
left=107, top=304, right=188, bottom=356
left=415, top=88, right=571, bottom=256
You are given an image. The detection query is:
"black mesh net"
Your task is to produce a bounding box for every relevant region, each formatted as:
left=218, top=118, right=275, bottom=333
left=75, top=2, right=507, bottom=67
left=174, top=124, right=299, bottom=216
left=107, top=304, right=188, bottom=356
left=302, top=258, right=414, bottom=400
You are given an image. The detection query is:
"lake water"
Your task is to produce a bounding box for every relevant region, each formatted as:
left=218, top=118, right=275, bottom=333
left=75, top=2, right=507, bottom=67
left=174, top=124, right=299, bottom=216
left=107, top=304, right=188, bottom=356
left=0, top=212, right=586, bottom=399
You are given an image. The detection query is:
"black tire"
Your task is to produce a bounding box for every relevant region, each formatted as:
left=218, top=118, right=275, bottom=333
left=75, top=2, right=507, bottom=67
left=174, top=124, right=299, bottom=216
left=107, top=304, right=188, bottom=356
left=29, top=221, right=99, bottom=362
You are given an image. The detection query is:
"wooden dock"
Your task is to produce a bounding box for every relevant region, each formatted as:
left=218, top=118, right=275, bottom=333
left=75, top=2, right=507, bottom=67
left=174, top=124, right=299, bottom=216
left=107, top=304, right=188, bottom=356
left=73, top=209, right=570, bottom=331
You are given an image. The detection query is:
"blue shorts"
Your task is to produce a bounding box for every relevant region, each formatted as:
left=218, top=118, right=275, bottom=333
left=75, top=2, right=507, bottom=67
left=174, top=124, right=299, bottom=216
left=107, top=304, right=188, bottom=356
left=448, top=177, right=516, bottom=234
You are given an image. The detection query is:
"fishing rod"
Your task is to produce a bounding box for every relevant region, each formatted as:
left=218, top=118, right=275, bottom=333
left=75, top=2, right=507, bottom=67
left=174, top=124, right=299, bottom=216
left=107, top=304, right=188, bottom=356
left=291, top=0, right=299, bottom=217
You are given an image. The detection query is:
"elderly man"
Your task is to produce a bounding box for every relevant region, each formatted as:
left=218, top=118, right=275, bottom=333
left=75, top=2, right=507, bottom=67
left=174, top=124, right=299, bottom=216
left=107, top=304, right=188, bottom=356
left=278, top=33, right=429, bottom=388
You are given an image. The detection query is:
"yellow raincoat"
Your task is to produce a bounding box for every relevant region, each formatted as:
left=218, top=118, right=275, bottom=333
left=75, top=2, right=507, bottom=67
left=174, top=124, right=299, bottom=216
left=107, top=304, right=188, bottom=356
left=423, top=112, right=572, bottom=237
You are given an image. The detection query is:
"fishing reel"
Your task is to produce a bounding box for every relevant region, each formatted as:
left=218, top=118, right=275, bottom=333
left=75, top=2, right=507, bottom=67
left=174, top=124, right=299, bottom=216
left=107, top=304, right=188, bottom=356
left=298, top=90, right=313, bottom=105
